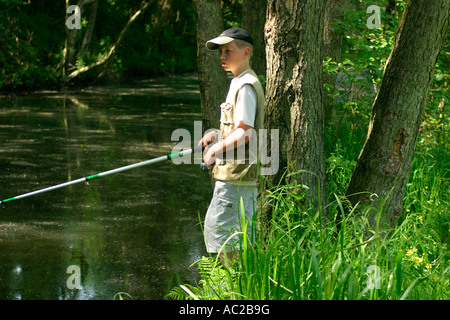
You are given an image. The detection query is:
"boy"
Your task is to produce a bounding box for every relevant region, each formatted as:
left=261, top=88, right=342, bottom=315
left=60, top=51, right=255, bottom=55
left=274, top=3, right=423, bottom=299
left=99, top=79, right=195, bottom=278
left=198, top=28, right=265, bottom=266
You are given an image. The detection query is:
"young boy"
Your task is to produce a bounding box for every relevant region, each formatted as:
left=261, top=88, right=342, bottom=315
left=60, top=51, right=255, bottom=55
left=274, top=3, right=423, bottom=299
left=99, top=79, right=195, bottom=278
left=198, top=28, right=265, bottom=266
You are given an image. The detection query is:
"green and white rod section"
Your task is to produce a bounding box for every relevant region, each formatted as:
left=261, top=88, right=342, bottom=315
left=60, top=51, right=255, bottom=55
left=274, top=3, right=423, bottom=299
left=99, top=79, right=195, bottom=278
left=1, top=146, right=204, bottom=205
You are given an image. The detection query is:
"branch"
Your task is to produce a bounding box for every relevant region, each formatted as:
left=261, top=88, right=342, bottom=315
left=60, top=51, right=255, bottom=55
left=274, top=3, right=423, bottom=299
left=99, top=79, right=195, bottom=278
left=65, top=1, right=151, bottom=82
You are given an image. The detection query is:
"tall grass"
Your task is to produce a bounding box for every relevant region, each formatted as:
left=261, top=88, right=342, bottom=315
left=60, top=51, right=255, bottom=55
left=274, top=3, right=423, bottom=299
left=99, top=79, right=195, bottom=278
left=167, top=164, right=449, bottom=300
left=166, top=110, right=449, bottom=301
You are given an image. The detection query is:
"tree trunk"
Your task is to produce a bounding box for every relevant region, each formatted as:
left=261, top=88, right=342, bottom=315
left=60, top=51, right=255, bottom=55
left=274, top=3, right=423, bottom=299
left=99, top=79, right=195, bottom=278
left=193, top=0, right=228, bottom=131
left=322, top=0, right=350, bottom=121
left=264, top=0, right=327, bottom=213
left=77, top=0, right=99, bottom=60
left=63, top=0, right=96, bottom=77
left=62, top=0, right=71, bottom=79
left=242, top=0, right=267, bottom=79
left=345, top=0, right=450, bottom=229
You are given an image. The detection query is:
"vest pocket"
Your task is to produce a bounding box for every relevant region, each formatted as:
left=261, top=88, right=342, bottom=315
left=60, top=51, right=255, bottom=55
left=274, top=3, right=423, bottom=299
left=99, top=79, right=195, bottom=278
left=220, top=102, right=234, bottom=124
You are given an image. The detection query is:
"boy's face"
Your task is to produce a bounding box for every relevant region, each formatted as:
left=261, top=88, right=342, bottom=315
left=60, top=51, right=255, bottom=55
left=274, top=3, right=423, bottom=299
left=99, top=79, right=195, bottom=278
left=218, top=42, right=250, bottom=76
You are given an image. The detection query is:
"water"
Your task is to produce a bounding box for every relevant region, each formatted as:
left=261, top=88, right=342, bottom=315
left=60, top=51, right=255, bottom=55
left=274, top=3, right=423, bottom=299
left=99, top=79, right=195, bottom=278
left=0, top=74, right=213, bottom=300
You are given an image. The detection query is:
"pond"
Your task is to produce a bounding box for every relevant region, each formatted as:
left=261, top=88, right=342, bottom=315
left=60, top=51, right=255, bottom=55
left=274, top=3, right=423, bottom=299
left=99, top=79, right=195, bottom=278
left=0, top=74, right=213, bottom=300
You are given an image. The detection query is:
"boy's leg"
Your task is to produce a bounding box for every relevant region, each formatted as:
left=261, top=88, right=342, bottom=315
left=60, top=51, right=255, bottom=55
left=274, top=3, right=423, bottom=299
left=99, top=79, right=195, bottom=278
left=220, top=184, right=257, bottom=268
left=204, top=181, right=257, bottom=264
left=204, top=181, right=230, bottom=254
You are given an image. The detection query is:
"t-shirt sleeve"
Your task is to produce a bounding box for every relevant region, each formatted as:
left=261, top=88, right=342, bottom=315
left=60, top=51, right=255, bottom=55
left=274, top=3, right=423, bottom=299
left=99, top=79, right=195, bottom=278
left=234, top=84, right=257, bottom=128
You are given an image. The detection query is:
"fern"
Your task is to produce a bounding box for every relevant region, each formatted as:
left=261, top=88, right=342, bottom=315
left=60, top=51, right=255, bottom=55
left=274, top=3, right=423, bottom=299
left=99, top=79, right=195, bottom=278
left=165, top=256, right=236, bottom=300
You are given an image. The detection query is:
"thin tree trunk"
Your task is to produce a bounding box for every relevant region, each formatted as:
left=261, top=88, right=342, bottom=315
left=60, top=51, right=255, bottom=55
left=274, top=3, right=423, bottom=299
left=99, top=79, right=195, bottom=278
left=264, top=0, right=327, bottom=214
left=193, top=0, right=228, bottom=131
left=64, top=0, right=94, bottom=73
left=77, top=0, right=98, bottom=60
left=62, top=0, right=71, bottom=79
left=345, top=0, right=450, bottom=229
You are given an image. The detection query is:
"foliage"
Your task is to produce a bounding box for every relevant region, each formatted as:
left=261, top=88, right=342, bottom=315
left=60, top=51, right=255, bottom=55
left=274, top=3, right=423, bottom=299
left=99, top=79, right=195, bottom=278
left=0, top=0, right=198, bottom=91
left=0, top=2, right=64, bottom=90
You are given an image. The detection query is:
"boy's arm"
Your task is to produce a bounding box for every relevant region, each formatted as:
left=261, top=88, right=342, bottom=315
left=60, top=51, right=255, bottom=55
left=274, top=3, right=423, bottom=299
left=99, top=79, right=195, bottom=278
left=203, top=122, right=253, bottom=168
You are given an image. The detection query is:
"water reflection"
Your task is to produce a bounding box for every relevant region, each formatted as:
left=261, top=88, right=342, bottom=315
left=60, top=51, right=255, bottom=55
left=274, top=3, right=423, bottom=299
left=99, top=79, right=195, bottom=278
left=0, top=74, right=212, bottom=300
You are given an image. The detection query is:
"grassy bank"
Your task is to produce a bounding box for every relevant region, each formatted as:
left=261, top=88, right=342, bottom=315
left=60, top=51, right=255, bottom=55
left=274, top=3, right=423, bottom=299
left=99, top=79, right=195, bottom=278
left=166, top=87, right=449, bottom=300
left=167, top=146, right=449, bottom=300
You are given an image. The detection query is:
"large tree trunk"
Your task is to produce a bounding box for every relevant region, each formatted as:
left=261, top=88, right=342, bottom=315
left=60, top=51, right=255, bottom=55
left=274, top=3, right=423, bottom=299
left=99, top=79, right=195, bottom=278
left=264, top=0, right=327, bottom=214
left=193, top=0, right=228, bottom=132
left=345, top=0, right=450, bottom=229
left=322, top=0, right=350, bottom=121
left=242, top=0, right=267, bottom=79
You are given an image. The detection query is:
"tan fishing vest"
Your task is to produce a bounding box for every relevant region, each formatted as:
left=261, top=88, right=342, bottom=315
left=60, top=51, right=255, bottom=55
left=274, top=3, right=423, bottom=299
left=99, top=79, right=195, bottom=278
left=212, top=69, right=265, bottom=182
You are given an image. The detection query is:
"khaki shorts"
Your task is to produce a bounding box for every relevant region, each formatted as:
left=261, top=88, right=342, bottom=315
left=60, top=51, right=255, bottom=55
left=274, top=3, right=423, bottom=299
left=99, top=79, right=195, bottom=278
left=204, top=180, right=257, bottom=253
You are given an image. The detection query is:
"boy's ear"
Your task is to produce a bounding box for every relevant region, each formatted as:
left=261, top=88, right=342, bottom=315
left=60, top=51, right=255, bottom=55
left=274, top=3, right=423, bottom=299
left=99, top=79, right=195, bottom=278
left=243, top=46, right=251, bottom=59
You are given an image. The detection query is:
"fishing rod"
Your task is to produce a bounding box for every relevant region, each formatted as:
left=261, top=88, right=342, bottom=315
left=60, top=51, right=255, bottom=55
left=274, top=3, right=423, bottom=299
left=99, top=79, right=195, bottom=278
left=1, top=145, right=206, bottom=205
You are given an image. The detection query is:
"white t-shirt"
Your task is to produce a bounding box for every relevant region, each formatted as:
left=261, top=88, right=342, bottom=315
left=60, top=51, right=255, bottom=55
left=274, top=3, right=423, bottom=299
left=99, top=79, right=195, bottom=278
left=226, top=70, right=257, bottom=128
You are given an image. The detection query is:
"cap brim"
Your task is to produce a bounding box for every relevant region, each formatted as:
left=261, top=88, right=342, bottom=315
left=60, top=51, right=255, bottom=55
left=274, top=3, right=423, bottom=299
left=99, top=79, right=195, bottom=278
left=206, top=36, right=234, bottom=50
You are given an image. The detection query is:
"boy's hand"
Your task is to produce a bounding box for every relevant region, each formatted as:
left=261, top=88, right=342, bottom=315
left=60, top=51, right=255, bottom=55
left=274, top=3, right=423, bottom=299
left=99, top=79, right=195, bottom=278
left=198, top=130, right=217, bottom=148
left=198, top=130, right=218, bottom=168
left=203, top=146, right=216, bottom=169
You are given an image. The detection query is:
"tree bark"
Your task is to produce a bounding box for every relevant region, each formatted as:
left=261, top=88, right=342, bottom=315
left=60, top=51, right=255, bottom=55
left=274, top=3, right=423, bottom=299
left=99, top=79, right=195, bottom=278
left=264, top=0, right=327, bottom=213
left=193, top=0, right=228, bottom=132
left=242, top=0, right=267, bottom=79
left=345, top=0, right=450, bottom=229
